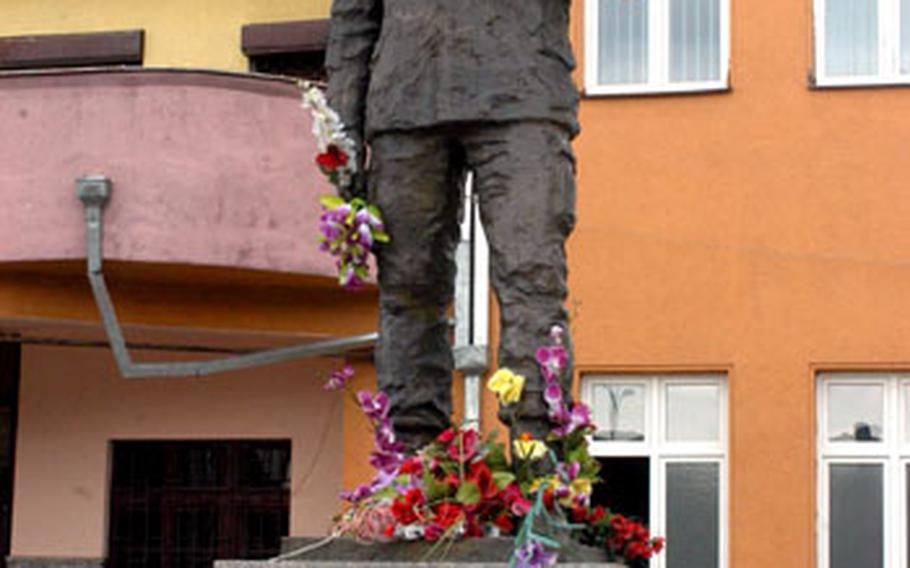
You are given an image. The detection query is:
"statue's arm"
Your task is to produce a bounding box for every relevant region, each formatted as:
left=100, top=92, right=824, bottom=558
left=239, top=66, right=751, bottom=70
left=325, top=0, right=382, bottom=197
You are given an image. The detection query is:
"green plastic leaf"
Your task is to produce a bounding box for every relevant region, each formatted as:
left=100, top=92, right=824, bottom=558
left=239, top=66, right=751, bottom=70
left=455, top=481, right=481, bottom=505
left=319, top=195, right=345, bottom=209
left=366, top=204, right=384, bottom=219
left=373, top=230, right=390, bottom=243
left=492, top=471, right=516, bottom=490
left=424, top=472, right=452, bottom=502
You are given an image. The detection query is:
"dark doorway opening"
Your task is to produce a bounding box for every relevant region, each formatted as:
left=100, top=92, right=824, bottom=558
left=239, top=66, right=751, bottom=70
left=108, top=440, right=290, bottom=568
left=0, top=343, right=20, bottom=568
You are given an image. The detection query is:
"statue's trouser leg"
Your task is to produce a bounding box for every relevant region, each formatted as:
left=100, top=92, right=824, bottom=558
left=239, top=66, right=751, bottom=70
left=463, top=122, right=577, bottom=440
left=369, top=130, right=462, bottom=451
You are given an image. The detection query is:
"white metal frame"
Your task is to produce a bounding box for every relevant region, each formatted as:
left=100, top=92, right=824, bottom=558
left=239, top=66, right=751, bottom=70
left=816, top=372, right=910, bottom=568
left=583, top=0, right=730, bottom=96
left=813, top=0, right=910, bottom=87
left=582, top=373, right=728, bottom=568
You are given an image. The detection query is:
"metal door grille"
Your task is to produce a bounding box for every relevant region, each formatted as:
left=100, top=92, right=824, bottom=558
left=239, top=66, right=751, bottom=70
left=108, top=440, right=290, bottom=568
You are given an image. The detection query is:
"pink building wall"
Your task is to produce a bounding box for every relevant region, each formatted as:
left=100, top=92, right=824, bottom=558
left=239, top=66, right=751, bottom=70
left=0, top=69, right=337, bottom=278
left=11, top=344, right=343, bottom=558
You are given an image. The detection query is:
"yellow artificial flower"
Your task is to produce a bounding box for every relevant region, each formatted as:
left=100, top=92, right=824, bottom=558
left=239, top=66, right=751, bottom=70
left=487, top=368, right=525, bottom=404
left=530, top=475, right=560, bottom=493
left=513, top=436, right=548, bottom=461
left=570, top=477, right=593, bottom=498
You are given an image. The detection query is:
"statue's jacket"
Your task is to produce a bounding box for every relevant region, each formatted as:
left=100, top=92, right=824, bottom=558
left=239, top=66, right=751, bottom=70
left=326, top=0, right=580, bottom=141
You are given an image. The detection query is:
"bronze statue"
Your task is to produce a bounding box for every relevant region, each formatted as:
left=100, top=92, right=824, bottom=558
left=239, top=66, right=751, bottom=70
left=326, top=0, right=579, bottom=449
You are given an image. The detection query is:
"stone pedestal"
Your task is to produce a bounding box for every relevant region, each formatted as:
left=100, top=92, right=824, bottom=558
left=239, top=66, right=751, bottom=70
left=213, top=537, right=625, bottom=567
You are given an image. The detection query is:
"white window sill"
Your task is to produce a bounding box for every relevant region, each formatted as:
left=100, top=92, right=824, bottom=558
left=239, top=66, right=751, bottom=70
left=583, top=80, right=730, bottom=97
left=812, top=74, right=910, bottom=89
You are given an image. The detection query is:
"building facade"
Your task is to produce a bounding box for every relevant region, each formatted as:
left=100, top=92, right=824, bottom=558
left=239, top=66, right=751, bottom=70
left=1, top=1, right=908, bottom=567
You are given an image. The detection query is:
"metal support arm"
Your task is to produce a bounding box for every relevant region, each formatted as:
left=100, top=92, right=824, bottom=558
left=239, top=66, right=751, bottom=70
left=76, top=175, right=377, bottom=379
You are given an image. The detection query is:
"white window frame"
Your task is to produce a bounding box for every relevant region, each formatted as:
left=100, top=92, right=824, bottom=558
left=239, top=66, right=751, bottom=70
left=816, top=372, right=910, bottom=568
left=813, top=0, right=910, bottom=87
left=584, top=0, right=730, bottom=96
left=582, top=373, right=728, bottom=568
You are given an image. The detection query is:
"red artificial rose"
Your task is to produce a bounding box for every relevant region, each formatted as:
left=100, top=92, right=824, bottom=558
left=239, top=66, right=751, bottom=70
left=611, top=515, right=634, bottom=540
left=432, top=502, right=464, bottom=529
left=446, top=428, right=479, bottom=463
left=383, top=524, right=396, bottom=538
left=399, top=456, right=423, bottom=476
left=652, top=537, right=665, bottom=553
left=493, top=513, right=514, bottom=534
left=543, top=488, right=555, bottom=511
left=625, top=541, right=647, bottom=559
left=436, top=428, right=456, bottom=444
left=467, top=461, right=498, bottom=499
left=315, top=144, right=348, bottom=173
left=464, top=516, right=484, bottom=538
left=423, top=524, right=443, bottom=541
left=501, top=483, right=532, bottom=517
left=570, top=505, right=588, bottom=523
left=588, top=505, right=606, bottom=524
left=390, top=488, right=425, bottom=525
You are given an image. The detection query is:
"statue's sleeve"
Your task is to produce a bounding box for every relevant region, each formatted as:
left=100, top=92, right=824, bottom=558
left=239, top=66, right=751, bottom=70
left=325, top=0, right=382, bottom=145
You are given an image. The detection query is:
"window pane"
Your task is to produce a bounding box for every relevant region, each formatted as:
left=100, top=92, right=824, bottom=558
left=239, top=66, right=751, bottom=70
left=666, top=462, right=720, bottom=568
left=598, top=0, right=649, bottom=85
left=830, top=464, right=883, bottom=568
left=591, top=383, right=646, bottom=441
left=670, top=0, right=721, bottom=82
left=827, top=384, right=883, bottom=442
left=592, top=457, right=650, bottom=522
left=902, top=0, right=910, bottom=74
left=825, top=0, right=879, bottom=77
left=666, top=384, right=720, bottom=442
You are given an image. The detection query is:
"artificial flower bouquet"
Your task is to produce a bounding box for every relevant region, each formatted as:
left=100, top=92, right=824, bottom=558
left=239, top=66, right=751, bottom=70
left=325, top=327, right=664, bottom=567
left=302, top=83, right=388, bottom=289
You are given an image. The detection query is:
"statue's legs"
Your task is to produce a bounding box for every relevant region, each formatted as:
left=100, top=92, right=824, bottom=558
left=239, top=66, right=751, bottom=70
left=369, top=131, right=463, bottom=450
left=463, top=122, right=576, bottom=439
left=369, top=122, right=575, bottom=448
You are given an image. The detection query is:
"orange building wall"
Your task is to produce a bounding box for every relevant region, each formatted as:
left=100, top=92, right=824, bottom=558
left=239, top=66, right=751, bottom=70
left=567, top=1, right=910, bottom=567
left=12, top=344, right=345, bottom=558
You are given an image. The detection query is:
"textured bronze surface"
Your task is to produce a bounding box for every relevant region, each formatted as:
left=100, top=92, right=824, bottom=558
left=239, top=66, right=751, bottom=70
left=326, top=0, right=578, bottom=447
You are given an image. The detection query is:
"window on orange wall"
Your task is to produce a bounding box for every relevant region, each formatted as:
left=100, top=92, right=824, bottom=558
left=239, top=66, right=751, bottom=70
left=583, top=0, right=730, bottom=96
left=815, top=373, right=910, bottom=568
left=582, top=373, right=728, bottom=568
left=813, top=0, right=910, bottom=87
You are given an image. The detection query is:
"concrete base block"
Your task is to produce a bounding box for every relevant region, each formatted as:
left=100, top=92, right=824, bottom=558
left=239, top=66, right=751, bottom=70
left=7, top=557, right=104, bottom=568
left=214, top=537, right=624, bottom=567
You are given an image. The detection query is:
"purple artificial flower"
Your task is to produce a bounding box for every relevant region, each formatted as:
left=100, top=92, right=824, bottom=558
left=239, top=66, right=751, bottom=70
left=357, top=222, right=374, bottom=247
left=557, top=461, right=581, bottom=483
left=368, top=448, right=405, bottom=473
left=551, top=403, right=594, bottom=438
left=544, top=382, right=563, bottom=408
left=324, top=365, right=355, bottom=391
left=357, top=390, right=390, bottom=420
left=340, top=266, right=363, bottom=289
left=514, top=540, right=558, bottom=568
left=535, top=345, right=567, bottom=382
left=375, top=418, right=405, bottom=453
left=354, top=209, right=370, bottom=225
left=340, top=483, right=373, bottom=502
left=548, top=324, right=565, bottom=345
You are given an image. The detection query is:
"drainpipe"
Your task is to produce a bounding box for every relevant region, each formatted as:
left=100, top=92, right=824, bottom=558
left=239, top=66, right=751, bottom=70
left=453, top=174, right=490, bottom=429
left=76, top=175, right=377, bottom=379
